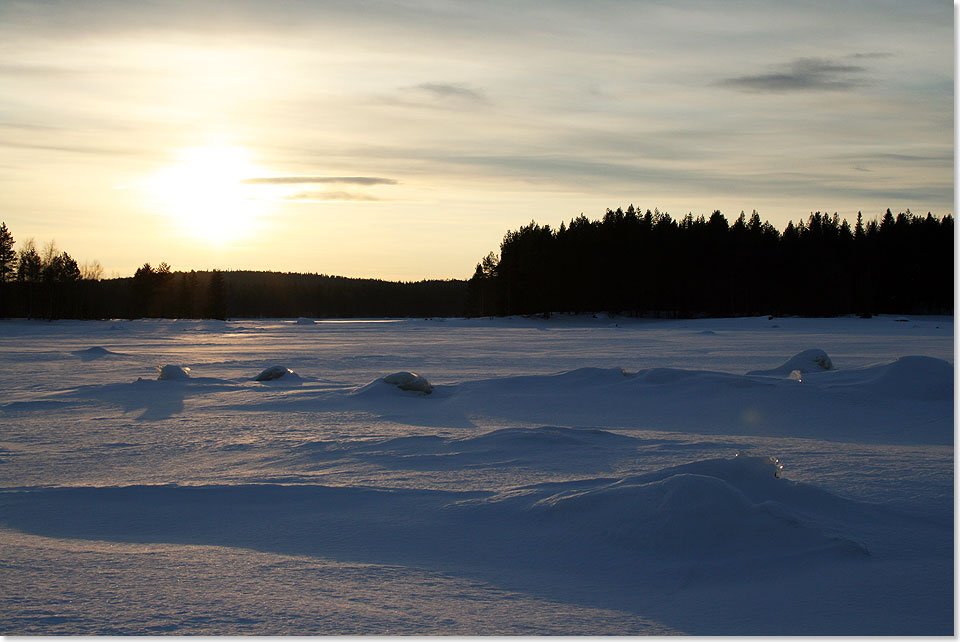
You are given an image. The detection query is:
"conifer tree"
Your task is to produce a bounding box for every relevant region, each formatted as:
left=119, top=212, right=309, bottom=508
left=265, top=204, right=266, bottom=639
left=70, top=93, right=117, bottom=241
left=0, top=222, right=16, bottom=283
left=17, top=240, right=42, bottom=282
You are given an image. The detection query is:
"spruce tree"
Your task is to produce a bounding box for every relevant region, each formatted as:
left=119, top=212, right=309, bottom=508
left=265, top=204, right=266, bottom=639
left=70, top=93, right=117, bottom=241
left=17, top=241, right=42, bottom=282
left=0, top=223, right=16, bottom=283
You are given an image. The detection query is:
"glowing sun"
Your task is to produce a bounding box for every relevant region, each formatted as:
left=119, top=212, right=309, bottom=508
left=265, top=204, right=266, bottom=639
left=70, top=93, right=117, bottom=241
left=146, top=145, right=266, bottom=243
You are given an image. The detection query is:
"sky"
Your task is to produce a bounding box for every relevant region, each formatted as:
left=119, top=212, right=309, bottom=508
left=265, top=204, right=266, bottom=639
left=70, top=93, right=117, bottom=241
left=0, top=0, right=953, bottom=280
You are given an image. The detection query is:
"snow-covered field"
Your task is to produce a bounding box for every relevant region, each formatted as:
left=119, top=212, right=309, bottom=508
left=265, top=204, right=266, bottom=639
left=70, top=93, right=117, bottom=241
left=0, top=314, right=953, bottom=635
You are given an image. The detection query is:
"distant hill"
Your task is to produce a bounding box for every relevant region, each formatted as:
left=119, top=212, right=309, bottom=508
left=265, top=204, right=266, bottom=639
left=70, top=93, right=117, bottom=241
left=2, top=269, right=468, bottom=320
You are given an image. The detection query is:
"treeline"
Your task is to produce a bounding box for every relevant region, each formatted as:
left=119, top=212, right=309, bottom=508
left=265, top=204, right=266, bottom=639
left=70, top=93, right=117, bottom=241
left=1, top=263, right=465, bottom=321
left=1, top=207, right=953, bottom=320
left=4, top=267, right=466, bottom=320
left=466, top=207, right=953, bottom=317
left=0, top=222, right=466, bottom=319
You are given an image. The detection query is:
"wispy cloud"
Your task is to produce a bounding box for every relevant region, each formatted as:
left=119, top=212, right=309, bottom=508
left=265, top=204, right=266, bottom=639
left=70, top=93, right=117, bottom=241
left=384, top=82, right=490, bottom=110
left=718, top=57, right=868, bottom=93
left=242, top=176, right=398, bottom=186
left=411, top=82, right=487, bottom=104
left=847, top=52, right=894, bottom=60
left=283, top=190, right=386, bottom=202
left=0, top=137, right=148, bottom=157
left=0, top=63, right=81, bottom=77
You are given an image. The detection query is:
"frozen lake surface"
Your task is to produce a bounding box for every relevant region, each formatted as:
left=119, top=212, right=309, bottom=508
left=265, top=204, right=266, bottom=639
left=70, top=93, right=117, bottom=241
left=0, top=314, right=953, bottom=635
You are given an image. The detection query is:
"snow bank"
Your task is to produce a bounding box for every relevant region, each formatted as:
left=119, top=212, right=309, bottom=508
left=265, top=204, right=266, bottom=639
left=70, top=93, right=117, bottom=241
left=253, top=365, right=300, bottom=382
left=156, top=365, right=191, bottom=380
left=746, top=349, right=834, bottom=377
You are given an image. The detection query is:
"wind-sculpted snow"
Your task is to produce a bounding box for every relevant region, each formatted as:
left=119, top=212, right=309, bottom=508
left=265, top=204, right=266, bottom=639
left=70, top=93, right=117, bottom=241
left=0, top=456, right=873, bottom=589
left=15, top=357, right=951, bottom=444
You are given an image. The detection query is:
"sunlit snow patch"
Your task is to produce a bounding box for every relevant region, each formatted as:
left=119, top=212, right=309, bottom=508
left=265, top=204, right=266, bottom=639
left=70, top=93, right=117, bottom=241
left=156, top=365, right=191, bottom=380
left=747, top=349, right=834, bottom=377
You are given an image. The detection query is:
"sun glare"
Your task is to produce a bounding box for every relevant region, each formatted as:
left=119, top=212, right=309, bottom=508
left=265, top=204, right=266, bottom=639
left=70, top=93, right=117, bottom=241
left=145, top=145, right=266, bottom=244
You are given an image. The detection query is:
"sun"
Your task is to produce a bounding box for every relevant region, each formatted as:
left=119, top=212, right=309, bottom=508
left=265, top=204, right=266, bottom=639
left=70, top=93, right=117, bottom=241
left=145, top=145, right=266, bottom=243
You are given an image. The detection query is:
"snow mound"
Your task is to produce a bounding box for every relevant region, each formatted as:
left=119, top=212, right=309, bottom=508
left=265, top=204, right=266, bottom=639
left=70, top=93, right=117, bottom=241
left=746, top=349, right=834, bottom=376
left=156, top=365, right=191, bottom=380
left=382, top=371, right=433, bottom=394
left=72, top=346, right=120, bottom=361
left=862, top=356, right=953, bottom=401
left=253, top=365, right=299, bottom=382
left=295, top=317, right=315, bottom=325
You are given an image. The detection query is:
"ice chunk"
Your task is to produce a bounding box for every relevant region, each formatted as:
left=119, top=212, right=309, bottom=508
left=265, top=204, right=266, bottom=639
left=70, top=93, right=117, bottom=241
left=254, top=365, right=296, bottom=381
left=295, top=317, right=315, bottom=325
left=383, top=371, right=433, bottom=394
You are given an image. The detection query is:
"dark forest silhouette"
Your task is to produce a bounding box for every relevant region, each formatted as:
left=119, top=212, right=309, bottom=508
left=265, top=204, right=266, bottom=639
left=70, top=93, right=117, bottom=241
left=466, top=207, right=953, bottom=318
left=0, top=207, right=953, bottom=320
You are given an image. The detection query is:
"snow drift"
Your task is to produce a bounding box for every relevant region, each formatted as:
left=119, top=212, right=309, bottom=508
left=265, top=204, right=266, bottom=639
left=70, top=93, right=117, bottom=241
left=860, top=355, right=953, bottom=401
